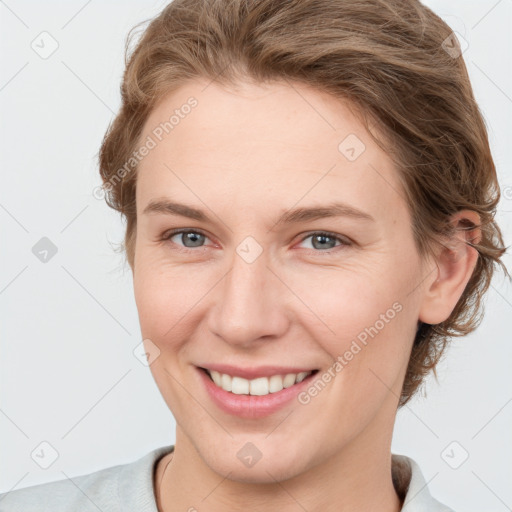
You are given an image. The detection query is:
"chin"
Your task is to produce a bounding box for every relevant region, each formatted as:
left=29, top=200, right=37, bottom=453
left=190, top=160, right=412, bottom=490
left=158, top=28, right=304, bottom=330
left=197, top=437, right=311, bottom=484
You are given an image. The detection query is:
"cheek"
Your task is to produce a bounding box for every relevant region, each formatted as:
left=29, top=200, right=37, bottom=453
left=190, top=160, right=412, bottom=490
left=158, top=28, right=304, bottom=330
left=300, top=292, right=412, bottom=434
left=297, top=263, right=415, bottom=387
left=312, top=295, right=409, bottom=384
left=133, top=251, right=215, bottom=346
left=290, top=262, right=403, bottom=337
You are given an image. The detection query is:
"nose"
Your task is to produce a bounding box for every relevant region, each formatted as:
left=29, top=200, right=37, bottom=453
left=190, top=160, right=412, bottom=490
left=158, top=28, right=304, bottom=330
left=207, top=246, right=289, bottom=348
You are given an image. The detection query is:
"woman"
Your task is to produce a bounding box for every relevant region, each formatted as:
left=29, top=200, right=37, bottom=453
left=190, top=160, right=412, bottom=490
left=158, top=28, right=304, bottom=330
left=1, top=0, right=508, bottom=510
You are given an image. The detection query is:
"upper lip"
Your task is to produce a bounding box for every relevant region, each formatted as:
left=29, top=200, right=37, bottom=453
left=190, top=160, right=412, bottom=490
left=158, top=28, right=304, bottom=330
left=197, top=364, right=318, bottom=380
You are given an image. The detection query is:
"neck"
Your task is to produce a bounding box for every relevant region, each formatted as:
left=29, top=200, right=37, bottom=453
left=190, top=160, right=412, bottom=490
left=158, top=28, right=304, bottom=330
left=156, top=414, right=403, bottom=512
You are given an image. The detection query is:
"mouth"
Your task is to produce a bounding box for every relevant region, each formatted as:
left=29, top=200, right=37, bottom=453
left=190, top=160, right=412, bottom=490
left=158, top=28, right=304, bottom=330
left=198, top=367, right=320, bottom=396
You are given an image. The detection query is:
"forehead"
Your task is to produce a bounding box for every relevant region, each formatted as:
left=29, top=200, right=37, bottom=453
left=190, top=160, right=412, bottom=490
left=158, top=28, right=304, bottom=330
left=136, top=78, right=407, bottom=225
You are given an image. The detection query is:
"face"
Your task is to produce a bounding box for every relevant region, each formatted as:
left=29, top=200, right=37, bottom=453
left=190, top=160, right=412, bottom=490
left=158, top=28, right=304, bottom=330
left=132, top=78, right=429, bottom=482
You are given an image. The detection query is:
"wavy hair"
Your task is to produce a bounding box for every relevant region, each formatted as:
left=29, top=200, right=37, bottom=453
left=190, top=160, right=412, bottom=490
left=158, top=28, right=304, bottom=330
left=98, top=0, right=510, bottom=406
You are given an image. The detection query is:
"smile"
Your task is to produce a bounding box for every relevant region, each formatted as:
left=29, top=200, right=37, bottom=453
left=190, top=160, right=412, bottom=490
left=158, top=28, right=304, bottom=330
left=201, top=368, right=319, bottom=396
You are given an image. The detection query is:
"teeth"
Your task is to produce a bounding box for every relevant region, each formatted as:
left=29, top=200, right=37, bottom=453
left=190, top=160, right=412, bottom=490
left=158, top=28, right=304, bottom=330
left=208, top=370, right=312, bottom=395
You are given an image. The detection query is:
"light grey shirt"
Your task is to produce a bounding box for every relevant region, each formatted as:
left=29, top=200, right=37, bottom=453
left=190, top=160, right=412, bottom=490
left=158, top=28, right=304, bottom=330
left=0, top=445, right=455, bottom=511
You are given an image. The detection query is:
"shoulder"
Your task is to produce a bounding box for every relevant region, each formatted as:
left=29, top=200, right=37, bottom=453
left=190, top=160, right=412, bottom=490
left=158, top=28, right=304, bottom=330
left=392, top=453, right=456, bottom=512
left=0, top=445, right=174, bottom=512
left=0, top=465, right=121, bottom=512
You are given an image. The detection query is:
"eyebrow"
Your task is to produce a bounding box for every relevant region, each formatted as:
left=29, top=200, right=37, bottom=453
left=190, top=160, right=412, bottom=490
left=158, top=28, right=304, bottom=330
left=143, top=198, right=375, bottom=225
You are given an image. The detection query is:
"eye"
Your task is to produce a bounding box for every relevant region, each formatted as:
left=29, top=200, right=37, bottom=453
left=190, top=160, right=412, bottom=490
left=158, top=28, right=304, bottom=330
left=297, top=231, right=351, bottom=253
left=161, top=229, right=212, bottom=250
left=160, top=229, right=351, bottom=255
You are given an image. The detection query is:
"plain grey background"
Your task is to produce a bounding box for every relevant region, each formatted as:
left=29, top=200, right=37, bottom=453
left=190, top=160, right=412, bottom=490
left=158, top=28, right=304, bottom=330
left=1, top=1, right=511, bottom=510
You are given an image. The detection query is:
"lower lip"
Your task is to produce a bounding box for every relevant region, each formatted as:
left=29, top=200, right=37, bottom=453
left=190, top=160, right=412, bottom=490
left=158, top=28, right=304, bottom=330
left=196, top=367, right=318, bottom=419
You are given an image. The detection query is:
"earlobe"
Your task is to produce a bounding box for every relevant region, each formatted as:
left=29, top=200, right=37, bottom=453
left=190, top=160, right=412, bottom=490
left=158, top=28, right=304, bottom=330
left=418, top=210, right=481, bottom=325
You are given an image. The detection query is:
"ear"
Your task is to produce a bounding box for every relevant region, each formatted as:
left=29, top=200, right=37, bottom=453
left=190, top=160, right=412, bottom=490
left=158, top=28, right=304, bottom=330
left=418, top=210, right=481, bottom=325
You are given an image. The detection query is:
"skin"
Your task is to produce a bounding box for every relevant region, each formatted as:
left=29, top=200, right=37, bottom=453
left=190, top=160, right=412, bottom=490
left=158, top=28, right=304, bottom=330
left=131, top=77, right=481, bottom=512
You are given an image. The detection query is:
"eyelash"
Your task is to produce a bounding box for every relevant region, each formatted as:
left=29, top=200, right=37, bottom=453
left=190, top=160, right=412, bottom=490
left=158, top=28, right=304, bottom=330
left=159, top=228, right=352, bottom=255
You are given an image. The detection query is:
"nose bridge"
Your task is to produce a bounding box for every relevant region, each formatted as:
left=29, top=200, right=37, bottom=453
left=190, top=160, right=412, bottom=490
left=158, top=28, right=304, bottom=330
left=209, top=241, right=287, bottom=345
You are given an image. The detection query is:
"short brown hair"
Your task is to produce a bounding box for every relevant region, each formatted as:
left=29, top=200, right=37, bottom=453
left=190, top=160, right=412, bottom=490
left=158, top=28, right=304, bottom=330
left=98, top=0, right=510, bottom=407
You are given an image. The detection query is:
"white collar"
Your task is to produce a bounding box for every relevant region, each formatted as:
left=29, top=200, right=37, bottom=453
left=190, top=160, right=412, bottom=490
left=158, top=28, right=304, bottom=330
left=392, top=453, right=455, bottom=511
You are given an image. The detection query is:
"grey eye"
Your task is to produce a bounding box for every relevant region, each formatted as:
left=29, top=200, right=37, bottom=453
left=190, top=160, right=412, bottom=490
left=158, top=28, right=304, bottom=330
left=171, top=231, right=207, bottom=248
left=301, top=233, right=342, bottom=251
